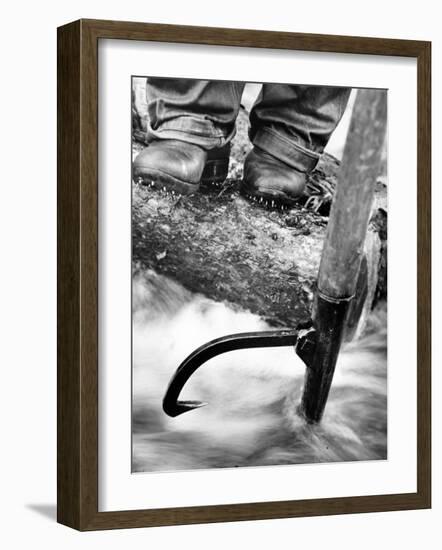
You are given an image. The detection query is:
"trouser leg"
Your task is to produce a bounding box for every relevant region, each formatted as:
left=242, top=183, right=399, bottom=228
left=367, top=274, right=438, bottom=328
left=146, top=78, right=245, bottom=150
left=249, top=84, right=352, bottom=172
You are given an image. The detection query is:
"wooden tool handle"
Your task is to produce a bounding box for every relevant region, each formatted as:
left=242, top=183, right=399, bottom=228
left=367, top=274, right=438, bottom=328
left=318, top=88, right=387, bottom=300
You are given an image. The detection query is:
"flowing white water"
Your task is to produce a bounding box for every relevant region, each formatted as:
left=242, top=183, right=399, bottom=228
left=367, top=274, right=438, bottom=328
left=132, top=270, right=387, bottom=473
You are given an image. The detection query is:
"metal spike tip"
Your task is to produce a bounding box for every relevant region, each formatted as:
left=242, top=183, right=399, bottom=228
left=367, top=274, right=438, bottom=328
left=170, top=400, right=209, bottom=416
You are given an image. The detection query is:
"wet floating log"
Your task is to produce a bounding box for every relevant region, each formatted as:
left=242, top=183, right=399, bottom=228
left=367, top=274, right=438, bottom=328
left=132, top=150, right=387, bottom=333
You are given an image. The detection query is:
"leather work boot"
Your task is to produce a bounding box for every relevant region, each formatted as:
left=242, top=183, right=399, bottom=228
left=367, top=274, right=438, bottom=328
left=133, top=140, right=230, bottom=195
left=201, top=143, right=231, bottom=188
left=241, top=147, right=307, bottom=208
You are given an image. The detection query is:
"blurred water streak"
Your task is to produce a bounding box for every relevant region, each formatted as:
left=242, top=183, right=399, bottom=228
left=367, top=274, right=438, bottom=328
left=132, top=271, right=387, bottom=473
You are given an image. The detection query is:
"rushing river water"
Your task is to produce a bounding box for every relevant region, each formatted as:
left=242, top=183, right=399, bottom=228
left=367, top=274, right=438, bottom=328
left=132, top=270, right=387, bottom=473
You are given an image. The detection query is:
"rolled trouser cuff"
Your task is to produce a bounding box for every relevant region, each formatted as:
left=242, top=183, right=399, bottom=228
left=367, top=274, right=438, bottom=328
left=252, top=127, right=320, bottom=173
left=146, top=117, right=236, bottom=151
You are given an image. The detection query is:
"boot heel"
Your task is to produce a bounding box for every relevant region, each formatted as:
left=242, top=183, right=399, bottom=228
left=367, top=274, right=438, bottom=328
left=201, top=144, right=230, bottom=186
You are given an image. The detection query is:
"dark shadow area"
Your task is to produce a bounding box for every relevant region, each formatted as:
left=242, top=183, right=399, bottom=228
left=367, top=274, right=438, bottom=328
left=26, top=503, right=57, bottom=521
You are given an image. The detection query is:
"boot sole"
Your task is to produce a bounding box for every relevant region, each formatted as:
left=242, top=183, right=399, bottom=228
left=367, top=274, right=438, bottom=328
left=240, top=182, right=301, bottom=209
left=134, top=168, right=199, bottom=195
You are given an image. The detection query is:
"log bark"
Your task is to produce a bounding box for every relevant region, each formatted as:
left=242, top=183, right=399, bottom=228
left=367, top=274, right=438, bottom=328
left=132, top=150, right=387, bottom=333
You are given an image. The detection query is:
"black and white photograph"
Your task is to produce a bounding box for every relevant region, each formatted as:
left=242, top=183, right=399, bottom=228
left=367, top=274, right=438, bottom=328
left=130, top=77, right=388, bottom=473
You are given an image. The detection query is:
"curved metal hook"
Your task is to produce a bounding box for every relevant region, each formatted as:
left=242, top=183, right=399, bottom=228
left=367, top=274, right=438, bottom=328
left=162, top=328, right=299, bottom=417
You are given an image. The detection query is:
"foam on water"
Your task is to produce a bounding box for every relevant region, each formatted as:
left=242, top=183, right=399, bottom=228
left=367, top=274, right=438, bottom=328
left=132, top=271, right=387, bottom=472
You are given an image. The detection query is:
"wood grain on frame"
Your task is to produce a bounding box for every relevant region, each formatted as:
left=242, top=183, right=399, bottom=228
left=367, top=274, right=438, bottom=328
left=57, top=18, right=431, bottom=531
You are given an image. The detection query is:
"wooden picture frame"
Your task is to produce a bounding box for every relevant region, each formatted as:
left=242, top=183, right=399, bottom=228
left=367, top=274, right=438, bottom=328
left=57, top=18, right=431, bottom=530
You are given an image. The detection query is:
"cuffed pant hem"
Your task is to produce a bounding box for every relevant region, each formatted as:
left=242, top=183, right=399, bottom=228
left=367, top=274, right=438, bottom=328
left=252, top=127, right=320, bottom=173
left=146, top=118, right=236, bottom=150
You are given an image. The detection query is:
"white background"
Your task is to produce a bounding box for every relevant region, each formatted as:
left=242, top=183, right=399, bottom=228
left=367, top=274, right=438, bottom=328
left=0, top=0, right=440, bottom=548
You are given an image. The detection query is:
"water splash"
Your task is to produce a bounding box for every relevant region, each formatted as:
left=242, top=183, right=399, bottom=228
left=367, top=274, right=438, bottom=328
left=132, top=270, right=387, bottom=473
